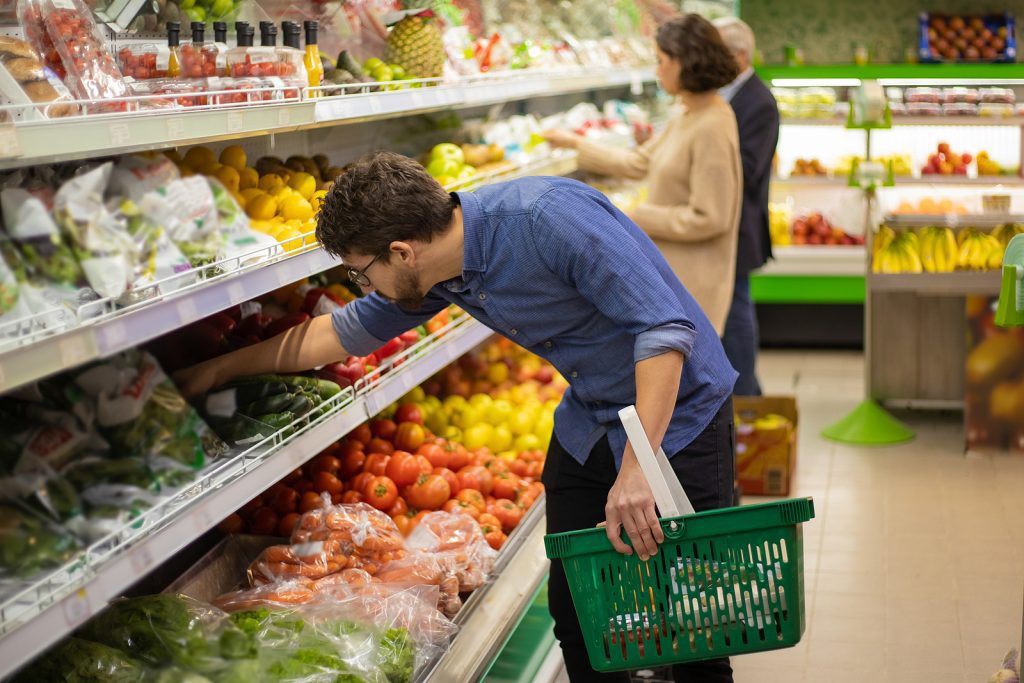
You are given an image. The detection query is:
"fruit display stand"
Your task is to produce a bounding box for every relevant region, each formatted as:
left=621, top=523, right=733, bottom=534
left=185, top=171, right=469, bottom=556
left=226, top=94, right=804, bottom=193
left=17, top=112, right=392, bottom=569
left=0, top=43, right=657, bottom=677
left=758, top=65, right=1024, bottom=428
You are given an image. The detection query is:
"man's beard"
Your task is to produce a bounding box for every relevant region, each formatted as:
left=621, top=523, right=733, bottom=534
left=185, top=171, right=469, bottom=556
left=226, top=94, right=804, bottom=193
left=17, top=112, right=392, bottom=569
left=393, top=270, right=425, bottom=311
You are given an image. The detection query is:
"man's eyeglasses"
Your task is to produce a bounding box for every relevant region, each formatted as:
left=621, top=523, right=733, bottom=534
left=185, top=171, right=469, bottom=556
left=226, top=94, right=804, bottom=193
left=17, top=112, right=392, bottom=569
left=347, top=253, right=381, bottom=288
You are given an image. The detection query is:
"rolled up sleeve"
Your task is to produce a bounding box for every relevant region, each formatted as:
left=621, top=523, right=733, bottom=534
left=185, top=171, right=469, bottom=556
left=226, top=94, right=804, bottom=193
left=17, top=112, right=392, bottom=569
left=330, top=291, right=448, bottom=356
left=634, top=323, right=696, bottom=363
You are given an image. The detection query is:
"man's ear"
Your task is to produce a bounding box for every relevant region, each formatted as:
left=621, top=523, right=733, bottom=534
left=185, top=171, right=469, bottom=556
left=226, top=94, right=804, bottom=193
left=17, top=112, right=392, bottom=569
left=389, top=241, right=416, bottom=265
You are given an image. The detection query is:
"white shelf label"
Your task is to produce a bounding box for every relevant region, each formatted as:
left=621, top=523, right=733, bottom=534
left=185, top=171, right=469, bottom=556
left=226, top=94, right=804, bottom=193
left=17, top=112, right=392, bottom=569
left=226, top=111, right=244, bottom=134
left=278, top=107, right=291, bottom=126
left=177, top=298, right=199, bottom=323
left=166, top=117, right=186, bottom=139
left=0, top=123, right=22, bottom=159
left=227, top=283, right=246, bottom=305
left=109, top=123, right=131, bottom=147
left=411, top=91, right=425, bottom=107
left=191, top=505, right=214, bottom=533
left=401, top=371, right=415, bottom=391
left=629, top=70, right=643, bottom=96
left=61, top=589, right=93, bottom=629
left=100, top=321, right=127, bottom=350
left=368, top=96, right=382, bottom=114
left=58, top=337, right=90, bottom=368
left=128, top=544, right=155, bottom=574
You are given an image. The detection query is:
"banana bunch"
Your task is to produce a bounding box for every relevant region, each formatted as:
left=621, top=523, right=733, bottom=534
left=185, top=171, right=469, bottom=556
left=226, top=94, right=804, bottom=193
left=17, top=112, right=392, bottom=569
left=993, top=223, right=1024, bottom=248
left=956, top=228, right=1004, bottom=270
left=918, top=226, right=958, bottom=273
left=872, top=231, right=923, bottom=273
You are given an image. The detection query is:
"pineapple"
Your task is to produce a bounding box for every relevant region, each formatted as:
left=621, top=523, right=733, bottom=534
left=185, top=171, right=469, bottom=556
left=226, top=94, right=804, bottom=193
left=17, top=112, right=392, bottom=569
left=385, top=8, right=446, bottom=80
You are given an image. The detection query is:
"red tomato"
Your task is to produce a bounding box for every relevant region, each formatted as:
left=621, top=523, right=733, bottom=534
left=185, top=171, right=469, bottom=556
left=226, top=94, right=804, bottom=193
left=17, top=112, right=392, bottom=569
left=457, top=465, right=494, bottom=495
left=484, top=457, right=511, bottom=475
left=492, top=471, right=521, bottom=500
left=292, top=479, right=314, bottom=494
left=283, top=468, right=304, bottom=484
left=341, top=450, right=366, bottom=478
left=313, top=471, right=344, bottom=496
left=300, top=491, right=326, bottom=513
left=392, top=514, right=413, bottom=536
left=405, top=473, right=451, bottom=511
left=394, top=421, right=426, bottom=452
left=446, top=442, right=470, bottom=471
left=484, top=528, right=507, bottom=550
left=409, top=510, right=430, bottom=531
left=443, top=498, right=481, bottom=519
left=478, top=512, right=502, bottom=535
left=340, top=439, right=365, bottom=459
left=433, top=467, right=460, bottom=496
left=218, top=513, right=244, bottom=534
left=387, top=497, right=409, bottom=518
left=250, top=507, right=279, bottom=535
left=270, top=487, right=299, bottom=515
left=277, top=512, right=301, bottom=537
left=342, top=490, right=364, bottom=504
left=349, top=472, right=374, bottom=496
left=395, top=404, right=424, bottom=425
left=417, top=443, right=450, bottom=469
left=350, top=423, right=372, bottom=445
left=363, top=476, right=399, bottom=511
left=386, top=451, right=430, bottom=487
left=456, top=489, right=486, bottom=512
left=491, top=498, right=524, bottom=532
left=364, top=453, right=391, bottom=476
left=307, top=455, right=341, bottom=476
left=239, top=496, right=263, bottom=517
left=367, top=438, right=395, bottom=455
left=510, top=458, right=529, bottom=477
left=518, top=489, right=540, bottom=510
left=370, top=418, right=398, bottom=440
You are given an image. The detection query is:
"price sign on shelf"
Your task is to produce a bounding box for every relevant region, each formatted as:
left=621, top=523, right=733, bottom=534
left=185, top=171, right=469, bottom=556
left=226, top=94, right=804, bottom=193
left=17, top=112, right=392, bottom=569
left=226, top=111, right=244, bottom=134
left=191, top=505, right=214, bottom=534
left=227, top=283, right=246, bottom=305
left=128, top=544, right=155, bottom=575
left=109, top=123, right=131, bottom=147
left=61, top=589, right=94, bottom=629
left=0, top=123, right=22, bottom=159
left=166, top=117, right=186, bottom=140
left=58, top=336, right=90, bottom=369
left=278, top=107, right=291, bottom=126
left=177, top=297, right=200, bottom=324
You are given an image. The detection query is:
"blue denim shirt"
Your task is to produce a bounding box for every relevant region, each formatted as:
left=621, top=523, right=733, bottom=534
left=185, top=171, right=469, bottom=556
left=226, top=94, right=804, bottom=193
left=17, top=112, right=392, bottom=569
left=332, top=177, right=736, bottom=467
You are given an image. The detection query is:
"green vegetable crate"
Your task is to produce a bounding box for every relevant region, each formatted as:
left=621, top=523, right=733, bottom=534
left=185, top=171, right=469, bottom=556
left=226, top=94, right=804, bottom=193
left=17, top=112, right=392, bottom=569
left=544, top=406, right=815, bottom=672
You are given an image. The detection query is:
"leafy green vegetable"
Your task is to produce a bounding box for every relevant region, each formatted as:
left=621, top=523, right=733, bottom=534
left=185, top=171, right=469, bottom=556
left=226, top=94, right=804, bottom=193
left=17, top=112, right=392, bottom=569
left=13, top=637, right=147, bottom=682
left=378, top=628, right=415, bottom=683
left=0, top=504, right=80, bottom=576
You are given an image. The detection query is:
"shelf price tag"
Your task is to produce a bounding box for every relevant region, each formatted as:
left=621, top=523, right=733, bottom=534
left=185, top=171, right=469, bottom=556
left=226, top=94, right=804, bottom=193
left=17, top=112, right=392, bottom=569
left=109, top=123, right=131, bottom=147
left=227, top=283, right=246, bottom=305
left=191, top=505, right=214, bottom=534
left=278, top=107, right=291, bottom=126
left=629, top=70, right=643, bottom=96
left=58, top=336, right=90, bottom=369
left=0, top=123, right=22, bottom=159
left=128, top=544, right=155, bottom=575
left=177, top=298, right=199, bottom=324
left=368, top=96, right=382, bottom=115
left=166, top=117, right=186, bottom=140
left=226, top=111, right=244, bottom=134
left=61, top=588, right=94, bottom=629
left=99, top=321, right=127, bottom=351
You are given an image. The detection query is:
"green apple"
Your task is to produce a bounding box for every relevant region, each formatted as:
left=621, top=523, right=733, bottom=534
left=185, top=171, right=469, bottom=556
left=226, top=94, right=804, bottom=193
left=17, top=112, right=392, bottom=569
left=363, top=58, right=385, bottom=72
left=427, top=157, right=461, bottom=178
left=457, top=165, right=477, bottom=180
left=389, top=64, right=407, bottom=80
left=210, top=0, right=233, bottom=17
left=430, top=143, right=464, bottom=165
left=371, top=65, right=394, bottom=82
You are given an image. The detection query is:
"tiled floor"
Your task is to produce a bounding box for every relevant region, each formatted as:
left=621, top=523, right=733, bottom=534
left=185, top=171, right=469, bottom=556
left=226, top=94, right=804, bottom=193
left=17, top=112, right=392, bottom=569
left=548, top=350, right=1023, bottom=683
left=732, top=350, right=1024, bottom=683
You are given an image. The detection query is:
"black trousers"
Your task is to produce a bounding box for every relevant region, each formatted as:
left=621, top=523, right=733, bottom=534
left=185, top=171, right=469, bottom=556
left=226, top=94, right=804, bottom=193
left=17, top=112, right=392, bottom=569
left=543, top=398, right=736, bottom=683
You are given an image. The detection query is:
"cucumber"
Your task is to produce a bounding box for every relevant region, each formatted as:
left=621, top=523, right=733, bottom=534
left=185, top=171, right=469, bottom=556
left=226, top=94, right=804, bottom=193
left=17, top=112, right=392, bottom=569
left=314, top=379, right=341, bottom=400
left=284, top=394, right=313, bottom=416
left=254, top=412, right=295, bottom=432
left=238, top=392, right=294, bottom=418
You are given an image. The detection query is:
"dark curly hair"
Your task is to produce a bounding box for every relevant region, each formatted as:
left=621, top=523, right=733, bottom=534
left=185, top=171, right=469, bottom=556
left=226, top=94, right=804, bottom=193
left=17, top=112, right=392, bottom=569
left=316, top=151, right=456, bottom=260
left=657, top=14, right=740, bottom=93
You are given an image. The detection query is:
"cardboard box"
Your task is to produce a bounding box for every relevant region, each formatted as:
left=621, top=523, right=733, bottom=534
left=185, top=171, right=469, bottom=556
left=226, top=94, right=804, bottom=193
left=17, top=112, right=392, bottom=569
left=733, top=396, right=798, bottom=496
left=163, top=534, right=279, bottom=601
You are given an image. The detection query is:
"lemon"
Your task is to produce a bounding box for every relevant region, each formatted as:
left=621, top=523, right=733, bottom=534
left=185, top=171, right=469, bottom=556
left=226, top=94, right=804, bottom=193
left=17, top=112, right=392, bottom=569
left=279, top=195, right=314, bottom=222
left=246, top=194, right=278, bottom=221
left=214, top=165, right=240, bottom=192
left=164, top=149, right=183, bottom=163
left=198, top=161, right=223, bottom=176
left=219, top=145, right=247, bottom=171
left=183, top=146, right=215, bottom=170
left=230, top=191, right=246, bottom=208
left=240, top=188, right=264, bottom=203
left=259, top=174, right=285, bottom=192
left=278, top=228, right=303, bottom=252
left=178, top=163, right=195, bottom=178
left=287, top=172, right=316, bottom=200
left=238, top=167, right=259, bottom=190
left=249, top=219, right=273, bottom=233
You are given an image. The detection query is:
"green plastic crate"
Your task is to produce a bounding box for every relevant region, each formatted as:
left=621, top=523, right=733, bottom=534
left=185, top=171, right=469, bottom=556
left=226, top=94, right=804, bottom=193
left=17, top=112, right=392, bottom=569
left=544, top=498, right=815, bottom=672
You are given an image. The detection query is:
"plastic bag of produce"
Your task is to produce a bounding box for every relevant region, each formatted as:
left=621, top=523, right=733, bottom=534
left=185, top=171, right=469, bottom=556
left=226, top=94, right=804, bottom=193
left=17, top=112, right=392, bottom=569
left=113, top=197, right=194, bottom=302
left=207, top=178, right=280, bottom=271
left=0, top=502, right=80, bottom=576
left=214, top=578, right=318, bottom=612
left=109, top=155, right=182, bottom=202
left=79, top=594, right=258, bottom=673
left=1, top=187, right=86, bottom=290
left=73, top=350, right=229, bottom=468
left=372, top=553, right=462, bottom=617
left=247, top=542, right=347, bottom=585
left=403, top=510, right=496, bottom=591
left=289, top=501, right=406, bottom=574
left=52, top=163, right=136, bottom=300
left=12, top=637, right=149, bottom=683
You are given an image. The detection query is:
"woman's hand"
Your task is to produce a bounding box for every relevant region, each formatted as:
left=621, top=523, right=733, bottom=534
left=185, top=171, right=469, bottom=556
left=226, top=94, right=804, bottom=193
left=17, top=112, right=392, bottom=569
left=604, top=447, right=664, bottom=560
left=542, top=129, right=582, bottom=150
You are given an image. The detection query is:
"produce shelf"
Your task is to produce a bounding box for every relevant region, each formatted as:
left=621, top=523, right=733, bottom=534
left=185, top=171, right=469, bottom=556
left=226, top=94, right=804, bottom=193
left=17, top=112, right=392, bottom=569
left=758, top=63, right=1024, bottom=82
left=759, top=245, right=866, bottom=276
left=0, top=67, right=653, bottom=170
left=751, top=274, right=866, bottom=304
left=882, top=213, right=1024, bottom=228
left=869, top=271, right=1001, bottom=295
left=891, top=176, right=1024, bottom=185
left=0, top=149, right=579, bottom=394
left=420, top=503, right=549, bottom=683
left=771, top=175, right=849, bottom=186
left=0, top=313, right=494, bottom=681
left=781, top=116, right=1024, bottom=127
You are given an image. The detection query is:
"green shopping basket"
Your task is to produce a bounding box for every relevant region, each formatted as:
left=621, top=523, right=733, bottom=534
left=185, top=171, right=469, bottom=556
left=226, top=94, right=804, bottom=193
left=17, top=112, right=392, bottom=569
left=544, top=406, right=816, bottom=672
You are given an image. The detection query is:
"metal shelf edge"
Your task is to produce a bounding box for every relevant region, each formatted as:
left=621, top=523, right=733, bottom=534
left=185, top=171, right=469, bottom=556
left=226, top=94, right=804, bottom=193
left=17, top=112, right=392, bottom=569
left=869, top=271, right=1000, bottom=294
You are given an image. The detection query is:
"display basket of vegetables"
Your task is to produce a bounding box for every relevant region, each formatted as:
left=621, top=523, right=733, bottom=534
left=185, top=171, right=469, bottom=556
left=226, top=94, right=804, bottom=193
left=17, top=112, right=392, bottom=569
left=544, top=406, right=815, bottom=672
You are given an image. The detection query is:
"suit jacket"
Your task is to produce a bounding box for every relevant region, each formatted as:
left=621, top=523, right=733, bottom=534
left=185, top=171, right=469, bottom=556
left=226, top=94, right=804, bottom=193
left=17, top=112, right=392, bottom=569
left=729, top=74, right=780, bottom=277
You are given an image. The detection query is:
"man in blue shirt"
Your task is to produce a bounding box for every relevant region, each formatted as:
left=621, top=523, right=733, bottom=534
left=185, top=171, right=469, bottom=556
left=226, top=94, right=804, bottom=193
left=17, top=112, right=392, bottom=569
left=177, top=152, right=737, bottom=682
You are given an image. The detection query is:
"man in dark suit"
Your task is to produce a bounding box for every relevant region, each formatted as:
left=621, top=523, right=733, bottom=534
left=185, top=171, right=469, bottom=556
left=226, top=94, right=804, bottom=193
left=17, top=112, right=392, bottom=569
left=714, top=17, right=779, bottom=397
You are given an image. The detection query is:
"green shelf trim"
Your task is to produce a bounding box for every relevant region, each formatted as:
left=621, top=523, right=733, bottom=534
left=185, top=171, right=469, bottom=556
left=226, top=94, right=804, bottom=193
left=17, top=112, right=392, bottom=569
left=757, top=63, right=1024, bottom=81
left=481, top=581, right=556, bottom=683
left=750, top=274, right=865, bottom=304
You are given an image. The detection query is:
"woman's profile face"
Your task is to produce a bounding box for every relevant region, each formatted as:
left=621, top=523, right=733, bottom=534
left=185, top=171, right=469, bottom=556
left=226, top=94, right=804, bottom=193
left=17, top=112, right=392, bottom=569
left=655, top=46, right=682, bottom=95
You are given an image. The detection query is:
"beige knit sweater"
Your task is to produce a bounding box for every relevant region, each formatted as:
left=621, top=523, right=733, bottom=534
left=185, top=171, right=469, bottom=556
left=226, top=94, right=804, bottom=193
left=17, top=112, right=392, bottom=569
left=576, top=99, right=742, bottom=334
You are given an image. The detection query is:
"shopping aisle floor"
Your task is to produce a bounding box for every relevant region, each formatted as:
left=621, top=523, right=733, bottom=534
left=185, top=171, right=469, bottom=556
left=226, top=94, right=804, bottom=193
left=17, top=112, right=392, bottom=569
left=549, top=350, right=1024, bottom=683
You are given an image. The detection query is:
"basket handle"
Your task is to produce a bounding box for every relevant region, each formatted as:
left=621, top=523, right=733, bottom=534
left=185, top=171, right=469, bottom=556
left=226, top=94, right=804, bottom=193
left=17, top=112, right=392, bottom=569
left=619, top=405, right=695, bottom=518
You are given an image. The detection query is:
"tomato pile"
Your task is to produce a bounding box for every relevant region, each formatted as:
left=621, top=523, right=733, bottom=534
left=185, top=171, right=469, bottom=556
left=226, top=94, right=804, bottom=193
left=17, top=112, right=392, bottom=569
left=223, top=411, right=545, bottom=550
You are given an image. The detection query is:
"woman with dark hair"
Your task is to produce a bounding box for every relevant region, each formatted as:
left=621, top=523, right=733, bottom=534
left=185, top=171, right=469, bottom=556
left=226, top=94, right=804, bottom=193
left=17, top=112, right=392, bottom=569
left=546, top=13, right=743, bottom=338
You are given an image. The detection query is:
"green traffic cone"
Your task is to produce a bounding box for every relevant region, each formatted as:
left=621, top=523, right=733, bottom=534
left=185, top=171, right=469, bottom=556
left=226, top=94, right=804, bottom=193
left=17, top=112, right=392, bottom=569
left=995, top=234, right=1024, bottom=328
left=822, top=399, right=915, bottom=445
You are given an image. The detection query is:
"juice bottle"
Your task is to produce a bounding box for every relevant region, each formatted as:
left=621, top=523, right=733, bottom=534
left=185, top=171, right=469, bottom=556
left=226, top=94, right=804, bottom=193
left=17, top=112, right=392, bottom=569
left=303, top=20, right=324, bottom=92
left=166, top=21, right=181, bottom=77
